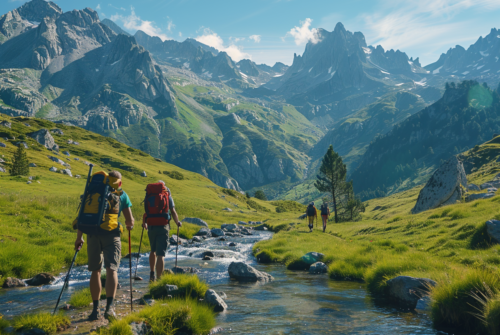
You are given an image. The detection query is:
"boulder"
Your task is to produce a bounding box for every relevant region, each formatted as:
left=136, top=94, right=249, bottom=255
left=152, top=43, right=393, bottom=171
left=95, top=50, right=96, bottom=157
left=48, top=155, right=65, bottom=165
left=23, top=123, right=31, bottom=127
left=182, top=217, right=209, bottom=227
left=172, top=266, right=200, bottom=274
left=468, top=183, right=480, bottom=191
left=211, top=228, right=225, bottom=237
left=26, top=273, right=56, bottom=286
left=28, top=129, right=59, bottom=151
left=229, top=242, right=237, bottom=247
left=0, top=121, right=11, bottom=128
left=299, top=214, right=307, bottom=219
left=254, top=225, right=268, bottom=231
left=238, top=221, right=247, bottom=225
left=481, top=183, right=493, bottom=190
left=62, top=169, right=72, bottom=177
left=192, top=236, right=203, bottom=243
left=385, top=276, right=436, bottom=309
left=141, top=171, right=147, bottom=177
left=195, top=227, right=212, bottom=237
left=466, top=193, right=495, bottom=202
left=130, top=321, right=150, bottom=335
left=0, top=167, right=5, bottom=173
left=411, top=157, right=467, bottom=214
left=29, top=163, right=37, bottom=167
left=0, top=142, right=5, bottom=148
left=488, top=188, right=498, bottom=193
left=27, top=181, right=32, bottom=184
left=228, top=262, right=274, bottom=282
left=51, top=128, right=64, bottom=135
left=221, top=224, right=239, bottom=232
left=165, top=284, right=179, bottom=295
left=204, top=289, right=227, bottom=312
left=222, top=208, right=232, bottom=212
left=203, top=255, right=213, bottom=261
left=415, top=296, right=432, bottom=311
left=202, top=251, right=215, bottom=258
left=49, top=166, right=57, bottom=172
left=75, top=175, right=81, bottom=179
left=486, top=220, right=500, bottom=243
left=2, top=277, right=26, bottom=288
left=309, top=262, right=328, bottom=274
left=301, top=252, right=324, bottom=265
left=74, top=157, right=80, bottom=161
left=63, top=151, right=70, bottom=156
left=169, top=235, right=185, bottom=245
left=218, top=237, right=226, bottom=241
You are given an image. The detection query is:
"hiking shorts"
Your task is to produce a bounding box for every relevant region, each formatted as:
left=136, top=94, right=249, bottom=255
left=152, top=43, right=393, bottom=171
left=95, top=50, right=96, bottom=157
left=148, top=225, right=170, bottom=257
left=308, top=216, right=315, bottom=224
left=87, top=233, right=121, bottom=272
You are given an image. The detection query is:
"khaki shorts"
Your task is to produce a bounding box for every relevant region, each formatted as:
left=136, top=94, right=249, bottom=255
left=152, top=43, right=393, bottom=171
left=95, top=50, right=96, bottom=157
left=308, top=216, right=315, bottom=224
left=148, top=225, right=170, bottom=257
left=87, top=233, right=121, bottom=271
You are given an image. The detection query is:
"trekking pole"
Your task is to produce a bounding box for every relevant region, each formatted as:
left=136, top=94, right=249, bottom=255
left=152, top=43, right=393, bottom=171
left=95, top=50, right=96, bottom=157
left=53, top=245, right=81, bottom=315
left=133, top=226, right=144, bottom=280
left=175, top=224, right=180, bottom=268
left=128, top=230, right=133, bottom=313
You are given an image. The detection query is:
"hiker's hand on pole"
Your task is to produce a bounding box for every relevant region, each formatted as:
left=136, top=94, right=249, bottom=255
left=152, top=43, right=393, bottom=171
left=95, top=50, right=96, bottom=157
left=74, top=236, right=84, bottom=251
left=142, top=222, right=148, bottom=230
left=126, top=223, right=134, bottom=231
left=176, top=221, right=182, bottom=228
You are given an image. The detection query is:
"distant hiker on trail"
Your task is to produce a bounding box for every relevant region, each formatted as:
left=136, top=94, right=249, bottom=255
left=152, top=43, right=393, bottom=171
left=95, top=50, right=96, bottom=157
left=306, top=202, right=317, bottom=232
left=142, top=180, right=181, bottom=282
left=320, top=201, right=330, bottom=233
left=73, top=170, right=134, bottom=321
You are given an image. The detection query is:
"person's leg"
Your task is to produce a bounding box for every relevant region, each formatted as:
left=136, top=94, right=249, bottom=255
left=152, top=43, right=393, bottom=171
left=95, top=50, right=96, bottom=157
left=148, top=228, right=157, bottom=282
left=155, top=226, right=169, bottom=279
left=102, top=234, right=121, bottom=320
left=87, top=235, right=103, bottom=320
left=322, top=216, right=327, bottom=232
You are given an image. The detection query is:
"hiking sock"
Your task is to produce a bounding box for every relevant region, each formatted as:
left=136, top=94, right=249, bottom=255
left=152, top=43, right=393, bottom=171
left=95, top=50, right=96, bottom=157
left=150, top=271, right=155, bottom=282
left=105, top=297, right=114, bottom=312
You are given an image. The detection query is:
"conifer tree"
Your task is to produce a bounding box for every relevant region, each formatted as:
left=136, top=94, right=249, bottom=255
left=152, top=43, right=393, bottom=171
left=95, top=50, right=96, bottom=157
left=10, top=144, right=29, bottom=176
left=314, top=145, right=346, bottom=223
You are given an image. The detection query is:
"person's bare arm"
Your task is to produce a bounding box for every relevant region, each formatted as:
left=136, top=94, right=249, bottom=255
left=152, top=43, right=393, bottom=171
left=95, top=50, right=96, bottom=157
left=123, top=207, right=135, bottom=231
left=171, top=208, right=182, bottom=227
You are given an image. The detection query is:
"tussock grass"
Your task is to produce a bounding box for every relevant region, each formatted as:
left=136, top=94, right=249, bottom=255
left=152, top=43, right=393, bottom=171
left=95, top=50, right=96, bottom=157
left=12, top=312, right=70, bottom=334
left=99, top=298, right=215, bottom=335
left=68, top=287, right=106, bottom=308
left=148, top=273, right=208, bottom=299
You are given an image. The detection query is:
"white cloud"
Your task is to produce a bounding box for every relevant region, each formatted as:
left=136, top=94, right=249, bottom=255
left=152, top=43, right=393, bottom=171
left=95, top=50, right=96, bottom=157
left=111, top=7, right=170, bottom=41
left=179, top=32, right=182, bottom=38
left=108, top=4, right=126, bottom=11
left=195, top=28, right=251, bottom=62
left=285, top=18, right=320, bottom=45
left=249, top=35, right=261, bottom=43
left=230, top=37, right=245, bottom=43
left=363, top=0, right=500, bottom=55
left=96, top=4, right=101, bottom=10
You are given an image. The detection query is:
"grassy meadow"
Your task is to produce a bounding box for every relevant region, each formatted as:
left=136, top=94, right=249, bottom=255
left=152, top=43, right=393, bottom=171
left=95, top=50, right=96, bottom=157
left=253, top=136, right=500, bottom=333
left=0, top=114, right=298, bottom=286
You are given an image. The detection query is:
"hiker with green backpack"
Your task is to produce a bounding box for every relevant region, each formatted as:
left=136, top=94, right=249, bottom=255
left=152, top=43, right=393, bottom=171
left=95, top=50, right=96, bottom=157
left=306, top=202, right=317, bottom=232
left=73, top=170, right=135, bottom=321
left=142, top=180, right=181, bottom=282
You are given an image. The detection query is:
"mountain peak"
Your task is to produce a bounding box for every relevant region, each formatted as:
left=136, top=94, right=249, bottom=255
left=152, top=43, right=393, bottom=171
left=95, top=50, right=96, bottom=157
left=333, top=22, right=346, bottom=34
left=17, top=0, right=62, bottom=22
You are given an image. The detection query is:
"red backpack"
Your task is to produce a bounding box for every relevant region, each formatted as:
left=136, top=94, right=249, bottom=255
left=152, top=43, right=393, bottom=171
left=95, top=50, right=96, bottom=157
left=144, top=183, right=170, bottom=226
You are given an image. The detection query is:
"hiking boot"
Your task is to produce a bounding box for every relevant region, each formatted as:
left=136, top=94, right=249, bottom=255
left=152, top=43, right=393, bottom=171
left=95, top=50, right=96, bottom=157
left=149, top=271, right=155, bottom=283
left=88, top=309, right=99, bottom=321
left=104, top=308, right=117, bottom=322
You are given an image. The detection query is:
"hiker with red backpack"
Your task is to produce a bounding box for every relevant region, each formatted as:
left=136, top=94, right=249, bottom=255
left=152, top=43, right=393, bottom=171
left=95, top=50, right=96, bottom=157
left=143, top=180, right=181, bottom=282
left=73, top=170, right=134, bottom=321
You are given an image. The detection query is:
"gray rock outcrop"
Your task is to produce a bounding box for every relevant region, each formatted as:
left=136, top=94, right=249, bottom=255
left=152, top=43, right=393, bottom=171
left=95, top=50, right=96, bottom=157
left=412, top=157, right=467, bottom=214
left=486, top=220, right=500, bottom=244
left=228, top=261, right=274, bottom=282
left=169, top=235, right=185, bottom=245
left=0, top=121, right=11, bottom=128
left=309, top=262, right=328, bottom=274
left=204, top=289, right=227, bottom=312
left=221, top=224, right=238, bottom=232
left=466, top=193, right=495, bottom=202
left=0, top=143, right=6, bottom=148
left=301, top=252, right=325, bottom=265
left=385, top=276, right=436, bottom=309
left=182, top=217, right=208, bottom=227
left=195, top=227, right=212, bottom=237
left=49, top=166, right=57, bottom=172
left=62, top=169, right=72, bottom=177
left=28, top=129, right=59, bottom=151
left=172, top=266, right=199, bottom=274
left=468, top=183, right=480, bottom=191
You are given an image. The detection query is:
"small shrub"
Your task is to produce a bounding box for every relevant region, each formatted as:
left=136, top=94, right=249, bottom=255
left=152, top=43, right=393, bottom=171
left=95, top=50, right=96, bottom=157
left=254, top=190, right=267, bottom=200
left=164, top=170, right=184, bottom=180
left=271, top=200, right=306, bottom=213
left=13, top=313, right=70, bottom=334
left=247, top=199, right=271, bottom=212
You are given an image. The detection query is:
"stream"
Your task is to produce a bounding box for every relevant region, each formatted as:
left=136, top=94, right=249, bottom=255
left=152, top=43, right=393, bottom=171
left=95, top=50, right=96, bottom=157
left=0, top=231, right=448, bottom=334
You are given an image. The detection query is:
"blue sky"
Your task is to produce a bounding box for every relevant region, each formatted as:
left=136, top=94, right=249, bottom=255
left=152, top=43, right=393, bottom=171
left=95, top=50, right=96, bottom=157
left=3, top=0, right=500, bottom=66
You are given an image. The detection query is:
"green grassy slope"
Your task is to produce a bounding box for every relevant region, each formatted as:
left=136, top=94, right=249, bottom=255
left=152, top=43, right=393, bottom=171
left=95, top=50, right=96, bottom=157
left=255, top=135, right=500, bottom=334
left=0, top=114, right=296, bottom=286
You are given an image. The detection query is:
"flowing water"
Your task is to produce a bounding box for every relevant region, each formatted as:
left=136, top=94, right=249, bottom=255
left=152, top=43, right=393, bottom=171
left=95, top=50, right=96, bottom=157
left=0, top=231, right=449, bottom=334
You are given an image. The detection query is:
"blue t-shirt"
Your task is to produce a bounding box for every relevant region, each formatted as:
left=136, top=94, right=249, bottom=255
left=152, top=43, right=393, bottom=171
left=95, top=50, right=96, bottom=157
left=119, top=190, right=132, bottom=217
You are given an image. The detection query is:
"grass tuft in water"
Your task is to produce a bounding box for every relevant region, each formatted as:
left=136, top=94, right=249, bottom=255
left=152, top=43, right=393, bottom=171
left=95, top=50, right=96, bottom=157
left=148, top=273, right=208, bottom=299
left=12, top=312, right=70, bottom=334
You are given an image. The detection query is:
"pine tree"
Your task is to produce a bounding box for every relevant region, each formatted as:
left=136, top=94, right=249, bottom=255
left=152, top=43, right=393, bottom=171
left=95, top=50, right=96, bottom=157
left=10, top=144, right=29, bottom=176
left=254, top=190, right=267, bottom=201
left=314, top=145, right=347, bottom=223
